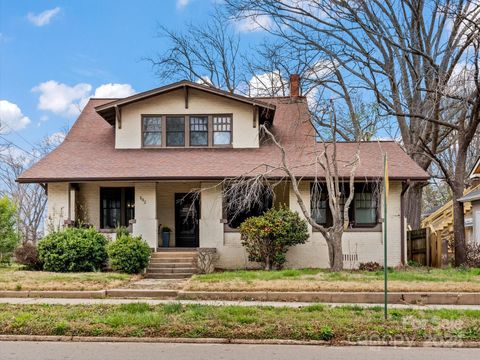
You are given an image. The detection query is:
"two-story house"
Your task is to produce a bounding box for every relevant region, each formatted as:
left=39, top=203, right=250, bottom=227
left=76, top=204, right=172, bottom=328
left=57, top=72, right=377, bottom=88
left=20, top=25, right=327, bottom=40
left=18, top=77, right=429, bottom=269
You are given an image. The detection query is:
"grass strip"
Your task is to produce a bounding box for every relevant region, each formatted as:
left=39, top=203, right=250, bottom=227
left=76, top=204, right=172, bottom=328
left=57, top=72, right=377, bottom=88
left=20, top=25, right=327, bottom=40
left=0, top=303, right=479, bottom=344
left=187, top=268, right=480, bottom=292
left=0, top=267, right=136, bottom=291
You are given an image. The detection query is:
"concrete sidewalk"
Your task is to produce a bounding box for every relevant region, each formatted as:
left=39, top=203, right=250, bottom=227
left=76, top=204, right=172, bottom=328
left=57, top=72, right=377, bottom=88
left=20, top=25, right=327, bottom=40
left=1, top=297, right=480, bottom=310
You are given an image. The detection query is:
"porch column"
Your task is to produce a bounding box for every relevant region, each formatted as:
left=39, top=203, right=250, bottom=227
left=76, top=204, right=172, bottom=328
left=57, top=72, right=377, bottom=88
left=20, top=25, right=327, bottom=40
left=132, top=182, right=158, bottom=249
left=289, top=182, right=312, bottom=235
left=199, top=182, right=223, bottom=248
left=46, top=182, right=70, bottom=233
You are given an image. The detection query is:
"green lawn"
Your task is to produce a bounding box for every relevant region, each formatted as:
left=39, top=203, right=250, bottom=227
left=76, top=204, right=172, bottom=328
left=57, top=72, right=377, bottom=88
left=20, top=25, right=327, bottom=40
left=0, top=266, right=137, bottom=291
left=186, top=267, right=480, bottom=292
left=194, top=267, right=480, bottom=282
left=0, top=303, right=479, bottom=342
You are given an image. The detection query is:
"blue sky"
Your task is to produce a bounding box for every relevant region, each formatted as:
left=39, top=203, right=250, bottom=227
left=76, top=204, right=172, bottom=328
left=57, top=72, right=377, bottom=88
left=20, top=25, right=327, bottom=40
left=0, top=0, right=267, bottom=154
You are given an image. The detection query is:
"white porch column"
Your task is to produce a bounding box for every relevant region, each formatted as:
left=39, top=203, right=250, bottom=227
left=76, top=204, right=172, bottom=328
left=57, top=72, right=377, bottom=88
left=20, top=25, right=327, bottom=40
left=289, top=182, right=312, bottom=235
left=46, top=182, right=70, bottom=234
left=132, top=182, right=158, bottom=249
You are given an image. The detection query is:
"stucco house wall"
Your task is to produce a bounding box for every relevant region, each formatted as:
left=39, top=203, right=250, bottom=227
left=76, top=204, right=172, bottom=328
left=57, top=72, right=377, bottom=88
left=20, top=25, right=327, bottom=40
left=210, top=180, right=403, bottom=269
left=46, top=179, right=403, bottom=269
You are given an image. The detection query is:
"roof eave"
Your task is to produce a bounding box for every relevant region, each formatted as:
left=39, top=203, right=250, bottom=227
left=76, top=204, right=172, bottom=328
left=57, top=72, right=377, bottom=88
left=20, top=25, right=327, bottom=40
left=17, top=175, right=430, bottom=184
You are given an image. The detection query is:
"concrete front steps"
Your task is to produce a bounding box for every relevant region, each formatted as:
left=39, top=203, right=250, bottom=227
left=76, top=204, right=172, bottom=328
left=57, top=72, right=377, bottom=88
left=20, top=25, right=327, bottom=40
left=146, top=251, right=198, bottom=279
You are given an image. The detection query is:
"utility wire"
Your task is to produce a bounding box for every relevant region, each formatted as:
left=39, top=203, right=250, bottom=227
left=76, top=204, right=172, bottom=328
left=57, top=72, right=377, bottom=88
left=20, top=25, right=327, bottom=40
left=0, top=133, right=40, bottom=159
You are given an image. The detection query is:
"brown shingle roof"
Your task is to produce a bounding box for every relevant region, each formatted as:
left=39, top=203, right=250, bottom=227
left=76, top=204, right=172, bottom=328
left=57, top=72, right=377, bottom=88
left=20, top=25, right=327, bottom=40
left=18, top=97, right=429, bottom=183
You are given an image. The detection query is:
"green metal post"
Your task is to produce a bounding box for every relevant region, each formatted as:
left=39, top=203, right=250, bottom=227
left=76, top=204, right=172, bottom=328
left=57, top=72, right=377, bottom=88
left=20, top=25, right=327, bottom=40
left=384, top=154, right=388, bottom=320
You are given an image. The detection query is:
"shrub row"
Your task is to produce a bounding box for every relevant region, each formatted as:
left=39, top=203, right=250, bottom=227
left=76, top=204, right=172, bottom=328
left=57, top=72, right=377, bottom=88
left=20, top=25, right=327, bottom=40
left=16, top=227, right=151, bottom=274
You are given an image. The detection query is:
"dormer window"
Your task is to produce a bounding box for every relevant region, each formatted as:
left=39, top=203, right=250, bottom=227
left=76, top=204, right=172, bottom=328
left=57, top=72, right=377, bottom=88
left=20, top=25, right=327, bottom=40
left=142, top=116, right=162, bottom=146
left=141, top=114, right=232, bottom=148
left=213, top=115, right=232, bottom=145
left=166, top=116, right=185, bottom=147
left=190, top=116, right=209, bottom=146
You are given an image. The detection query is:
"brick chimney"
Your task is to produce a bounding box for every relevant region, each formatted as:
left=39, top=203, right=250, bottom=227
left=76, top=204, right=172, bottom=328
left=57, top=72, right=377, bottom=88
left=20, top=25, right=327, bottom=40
left=289, top=74, right=300, bottom=98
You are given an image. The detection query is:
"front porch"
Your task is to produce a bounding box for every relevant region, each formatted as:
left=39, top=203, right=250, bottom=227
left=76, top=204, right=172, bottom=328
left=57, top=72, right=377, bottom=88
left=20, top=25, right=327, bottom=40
left=47, top=181, right=226, bottom=251
left=46, top=179, right=403, bottom=269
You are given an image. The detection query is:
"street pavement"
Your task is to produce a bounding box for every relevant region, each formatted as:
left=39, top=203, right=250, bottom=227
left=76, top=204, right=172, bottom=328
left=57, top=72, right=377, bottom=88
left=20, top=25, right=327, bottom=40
left=0, top=342, right=479, bottom=360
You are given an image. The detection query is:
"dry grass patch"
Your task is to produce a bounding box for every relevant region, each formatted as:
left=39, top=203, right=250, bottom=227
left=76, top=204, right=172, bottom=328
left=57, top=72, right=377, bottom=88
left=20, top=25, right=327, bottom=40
left=0, top=267, right=138, bottom=291
left=186, top=268, right=480, bottom=293
left=185, top=279, right=480, bottom=292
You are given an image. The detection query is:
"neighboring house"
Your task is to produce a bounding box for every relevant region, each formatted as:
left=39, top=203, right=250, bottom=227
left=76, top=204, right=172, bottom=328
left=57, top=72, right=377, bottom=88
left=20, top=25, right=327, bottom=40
left=458, top=157, right=480, bottom=244
left=18, top=77, right=429, bottom=269
left=422, top=157, right=480, bottom=266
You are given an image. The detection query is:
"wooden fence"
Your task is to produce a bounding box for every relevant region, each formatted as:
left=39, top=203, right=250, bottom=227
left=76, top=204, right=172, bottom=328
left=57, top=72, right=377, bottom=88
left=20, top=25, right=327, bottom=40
left=407, top=228, right=429, bottom=266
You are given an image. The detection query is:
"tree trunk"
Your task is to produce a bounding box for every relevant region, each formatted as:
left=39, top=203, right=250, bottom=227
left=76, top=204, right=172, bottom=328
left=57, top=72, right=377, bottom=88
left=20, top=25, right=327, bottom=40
left=264, top=254, right=271, bottom=271
left=327, top=233, right=344, bottom=271
left=452, top=192, right=466, bottom=266
left=452, top=148, right=468, bottom=266
left=405, top=183, right=424, bottom=229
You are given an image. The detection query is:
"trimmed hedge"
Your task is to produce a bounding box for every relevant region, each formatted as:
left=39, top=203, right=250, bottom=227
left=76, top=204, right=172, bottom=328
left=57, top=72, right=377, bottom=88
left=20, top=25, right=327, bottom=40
left=38, top=227, right=108, bottom=272
left=107, top=234, right=151, bottom=274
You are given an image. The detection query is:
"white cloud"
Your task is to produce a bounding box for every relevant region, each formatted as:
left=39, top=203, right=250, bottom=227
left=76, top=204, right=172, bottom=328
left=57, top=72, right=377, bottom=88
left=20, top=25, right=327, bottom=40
left=45, top=131, right=66, bottom=146
left=195, top=76, right=213, bottom=87
left=235, top=13, right=272, bottom=32
left=32, top=81, right=136, bottom=117
left=0, top=100, right=31, bottom=134
left=27, top=7, right=61, bottom=27
left=93, top=83, right=136, bottom=98
left=248, top=71, right=286, bottom=96
left=32, top=80, right=92, bottom=117
left=305, top=86, right=319, bottom=110
left=176, top=0, right=189, bottom=9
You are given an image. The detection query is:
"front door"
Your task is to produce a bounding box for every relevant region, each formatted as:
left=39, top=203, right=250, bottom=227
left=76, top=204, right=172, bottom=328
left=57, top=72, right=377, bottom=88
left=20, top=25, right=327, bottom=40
left=175, top=193, right=199, bottom=247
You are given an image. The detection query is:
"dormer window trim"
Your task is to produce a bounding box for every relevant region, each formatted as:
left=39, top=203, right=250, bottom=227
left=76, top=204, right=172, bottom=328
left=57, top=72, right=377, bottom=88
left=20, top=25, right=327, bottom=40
left=141, top=113, right=233, bottom=149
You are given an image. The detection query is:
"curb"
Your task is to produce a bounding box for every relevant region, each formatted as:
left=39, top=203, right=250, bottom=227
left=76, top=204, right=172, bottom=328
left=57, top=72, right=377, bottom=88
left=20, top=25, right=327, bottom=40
left=0, top=335, right=479, bottom=348
left=0, top=290, right=106, bottom=299
left=106, top=289, right=178, bottom=298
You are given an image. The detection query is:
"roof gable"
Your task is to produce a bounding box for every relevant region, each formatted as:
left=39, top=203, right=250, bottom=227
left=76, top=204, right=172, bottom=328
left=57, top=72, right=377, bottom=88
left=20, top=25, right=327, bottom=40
left=469, top=156, right=480, bottom=179
left=95, top=80, right=276, bottom=125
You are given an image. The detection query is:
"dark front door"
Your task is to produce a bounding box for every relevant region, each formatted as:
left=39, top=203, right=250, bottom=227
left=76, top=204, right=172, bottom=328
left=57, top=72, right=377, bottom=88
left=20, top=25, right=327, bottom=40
left=175, top=193, right=199, bottom=247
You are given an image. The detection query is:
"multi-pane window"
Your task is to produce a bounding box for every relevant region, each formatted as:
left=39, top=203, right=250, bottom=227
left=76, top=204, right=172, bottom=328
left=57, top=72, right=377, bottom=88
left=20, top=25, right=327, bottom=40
left=354, top=192, right=377, bottom=225
left=213, top=116, right=232, bottom=145
left=310, top=183, right=378, bottom=228
left=100, top=187, right=135, bottom=229
left=190, top=116, right=208, bottom=146
left=224, top=185, right=273, bottom=229
left=311, top=188, right=328, bottom=225
left=142, top=114, right=233, bottom=148
left=166, top=116, right=185, bottom=146
left=143, top=116, right=161, bottom=146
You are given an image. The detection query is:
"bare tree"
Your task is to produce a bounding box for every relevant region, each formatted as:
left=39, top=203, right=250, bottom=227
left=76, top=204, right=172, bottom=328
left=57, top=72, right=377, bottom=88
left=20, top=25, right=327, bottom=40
left=195, top=101, right=362, bottom=271
left=147, top=9, right=242, bottom=94
left=242, top=40, right=384, bottom=141
left=263, top=125, right=360, bottom=271
left=0, top=134, right=64, bottom=244
left=224, top=0, right=480, bottom=233
left=417, top=43, right=480, bottom=264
